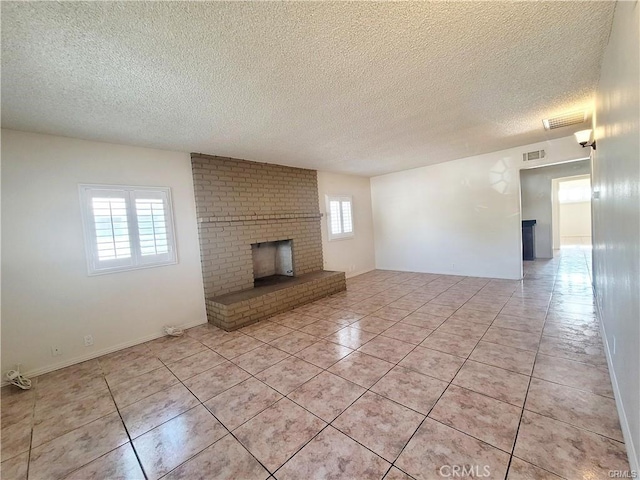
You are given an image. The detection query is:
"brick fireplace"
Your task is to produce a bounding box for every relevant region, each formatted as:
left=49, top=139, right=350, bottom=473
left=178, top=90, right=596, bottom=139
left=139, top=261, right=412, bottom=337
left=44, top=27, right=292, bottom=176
left=191, top=154, right=346, bottom=330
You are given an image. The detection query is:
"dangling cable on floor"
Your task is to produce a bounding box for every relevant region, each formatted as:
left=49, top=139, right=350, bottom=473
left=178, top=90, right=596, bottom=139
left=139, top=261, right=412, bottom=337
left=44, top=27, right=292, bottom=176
left=6, top=366, right=32, bottom=390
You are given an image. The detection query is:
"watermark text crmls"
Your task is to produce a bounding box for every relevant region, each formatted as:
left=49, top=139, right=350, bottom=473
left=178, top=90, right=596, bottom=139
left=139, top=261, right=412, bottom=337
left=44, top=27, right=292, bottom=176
left=439, top=465, right=491, bottom=477
left=609, top=471, right=638, bottom=478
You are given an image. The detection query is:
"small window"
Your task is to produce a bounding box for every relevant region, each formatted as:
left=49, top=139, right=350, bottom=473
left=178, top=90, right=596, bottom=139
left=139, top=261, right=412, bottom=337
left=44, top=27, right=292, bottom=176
left=79, top=184, right=177, bottom=275
left=326, top=195, right=354, bottom=241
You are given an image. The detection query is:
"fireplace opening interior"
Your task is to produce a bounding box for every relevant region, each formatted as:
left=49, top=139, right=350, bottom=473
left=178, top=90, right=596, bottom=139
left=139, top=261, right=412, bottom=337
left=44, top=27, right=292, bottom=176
left=251, top=240, right=294, bottom=288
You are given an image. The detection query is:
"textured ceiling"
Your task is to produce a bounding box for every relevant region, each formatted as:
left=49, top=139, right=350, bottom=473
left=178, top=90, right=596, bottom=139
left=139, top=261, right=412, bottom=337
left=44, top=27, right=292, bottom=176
left=1, top=2, right=615, bottom=176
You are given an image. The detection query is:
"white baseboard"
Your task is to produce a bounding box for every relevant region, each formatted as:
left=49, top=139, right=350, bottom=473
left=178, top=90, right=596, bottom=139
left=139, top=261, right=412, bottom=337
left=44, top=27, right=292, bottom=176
left=2, top=319, right=207, bottom=385
left=596, top=298, right=639, bottom=474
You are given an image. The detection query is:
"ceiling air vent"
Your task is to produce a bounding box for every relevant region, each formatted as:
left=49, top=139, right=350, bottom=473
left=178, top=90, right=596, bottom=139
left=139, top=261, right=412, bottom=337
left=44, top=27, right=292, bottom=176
left=523, top=149, right=546, bottom=162
left=542, top=111, right=587, bottom=130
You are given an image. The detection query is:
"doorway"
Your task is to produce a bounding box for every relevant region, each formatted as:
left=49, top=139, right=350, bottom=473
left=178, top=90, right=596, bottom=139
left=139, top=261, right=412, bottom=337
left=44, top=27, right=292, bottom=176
left=552, top=175, right=592, bottom=249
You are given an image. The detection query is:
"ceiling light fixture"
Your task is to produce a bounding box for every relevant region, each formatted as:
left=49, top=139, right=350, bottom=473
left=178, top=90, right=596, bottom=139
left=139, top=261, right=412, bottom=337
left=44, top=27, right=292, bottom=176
left=574, top=129, right=596, bottom=150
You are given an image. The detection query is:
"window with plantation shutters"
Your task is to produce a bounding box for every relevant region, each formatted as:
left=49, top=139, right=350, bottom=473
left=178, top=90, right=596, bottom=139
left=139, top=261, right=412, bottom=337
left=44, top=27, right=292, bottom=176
left=79, top=185, right=177, bottom=275
left=326, top=195, right=354, bottom=241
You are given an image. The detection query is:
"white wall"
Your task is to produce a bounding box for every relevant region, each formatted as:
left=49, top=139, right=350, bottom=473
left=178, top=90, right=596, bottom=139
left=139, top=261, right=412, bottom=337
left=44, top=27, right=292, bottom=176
left=317, top=171, right=375, bottom=278
left=371, top=136, right=588, bottom=279
left=592, top=0, right=640, bottom=472
left=1, top=129, right=207, bottom=378
left=559, top=201, right=591, bottom=242
left=520, top=161, right=591, bottom=258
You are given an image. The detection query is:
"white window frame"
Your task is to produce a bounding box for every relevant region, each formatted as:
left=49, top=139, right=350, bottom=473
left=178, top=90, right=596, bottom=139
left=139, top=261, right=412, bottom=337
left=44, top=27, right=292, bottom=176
left=79, top=184, right=177, bottom=275
left=325, top=194, right=354, bottom=241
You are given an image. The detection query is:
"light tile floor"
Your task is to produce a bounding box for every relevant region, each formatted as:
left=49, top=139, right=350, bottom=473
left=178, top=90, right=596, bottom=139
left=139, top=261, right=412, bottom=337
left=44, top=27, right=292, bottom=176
left=1, top=247, right=631, bottom=479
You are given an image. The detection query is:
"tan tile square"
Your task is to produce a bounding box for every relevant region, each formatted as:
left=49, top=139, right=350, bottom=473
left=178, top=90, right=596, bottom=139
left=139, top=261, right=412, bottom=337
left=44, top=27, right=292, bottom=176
left=452, top=360, right=530, bottom=406
left=234, top=398, right=326, bottom=471
left=239, top=320, right=274, bottom=335
left=298, top=319, right=343, bottom=337
left=294, top=340, right=353, bottom=369
left=333, top=392, right=424, bottom=462
left=450, top=307, right=499, bottom=324
left=120, top=383, right=199, bottom=438
left=381, top=323, right=432, bottom=345
left=469, top=341, right=536, bottom=375
left=482, top=327, right=541, bottom=352
left=99, top=344, right=151, bottom=361
left=532, top=354, right=613, bottom=397
left=395, top=418, right=510, bottom=480
left=183, top=361, right=251, bottom=402
left=328, top=352, right=394, bottom=388
left=430, top=385, right=521, bottom=452
left=420, top=330, right=479, bottom=358
left=398, top=346, right=464, bottom=382
left=103, top=354, right=164, bottom=387
left=272, top=313, right=319, bottom=330
left=33, top=393, right=116, bottom=447
left=1, top=419, right=32, bottom=462
left=325, top=327, right=377, bottom=349
left=493, top=314, right=545, bottom=334
left=36, top=360, right=102, bottom=393
left=371, top=366, right=448, bottom=414
left=204, top=377, right=282, bottom=431
left=525, top=378, right=623, bottom=441
left=255, top=357, right=322, bottom=395
left=28, top=412, right=128, bottom=480
left=357, top=335, right=415, bottom=363
left=349, top=300, right=387, bottom=315
left=416, top=303, right=457, bottom=318
left=0, top=452, right=28, bottom=480
left=288, top=371, right=366, bottom=422
left=351, top=316, right=397, bottom=334
left=401, top=312, right=447, bottom=330
left=513, top=411, right=629, bottom=479
left=506, top=457, right=564, bottom=479
left=458, top=300, right=504, bottom=315
left=500, top=304, right=547, bottom=322
left=542, top=320, right=600, bottom=341
left=269, top=331, right=319, bottom=354
left=109, top=366, right=179, bottom=408
left=327, top=310, right=365, bottom=325
left=200, top=330, right=246, bottom=349
left=133, top=405, right=226, bottom=480
left=165, top=348, right=226, bottom=381
left=436, top=319, right=488, bottom=340
left=247, top=323, right=295, bottom=343
left=388, top=297, right=428, bottom=311
left=185, top=323, right=226, bottom=339
left=372, top=306, right=412, bottom=322
left=212, top=335, right=264, bottom=359
left=163, top=434, right=269, bottom=480
left=146, top=336, right=207, bottom=363
left=65, top=443, right=144, bottom=480
left=538, top=335, right=606, bottom=366
left=233, top=344, right=290, bottom=374
left=277, top=426, right=390, bottom=480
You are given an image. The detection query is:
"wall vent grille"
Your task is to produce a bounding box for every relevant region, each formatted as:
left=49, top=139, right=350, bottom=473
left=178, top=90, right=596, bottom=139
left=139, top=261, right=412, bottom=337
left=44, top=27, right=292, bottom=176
left=523, top=149, right=546, bottom=162
left=542, top=111, right=587, bottom=130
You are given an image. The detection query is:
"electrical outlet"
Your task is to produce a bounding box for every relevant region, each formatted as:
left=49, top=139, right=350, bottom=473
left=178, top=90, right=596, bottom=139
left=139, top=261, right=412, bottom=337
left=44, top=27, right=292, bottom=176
left=51, top=346, right=62, bottom=356
left=84, top=335, right=94, bottom=347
